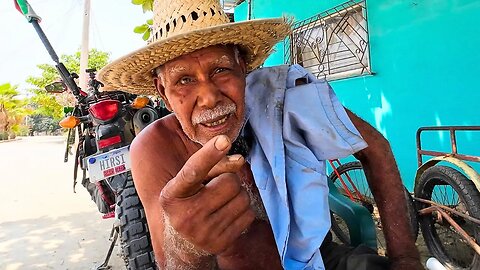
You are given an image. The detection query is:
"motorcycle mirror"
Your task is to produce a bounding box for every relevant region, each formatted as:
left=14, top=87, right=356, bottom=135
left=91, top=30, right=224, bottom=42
left=45, top=81, right=67, bottom=93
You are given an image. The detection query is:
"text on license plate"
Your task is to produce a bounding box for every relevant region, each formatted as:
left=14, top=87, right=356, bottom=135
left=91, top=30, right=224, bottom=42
left=86, top=145, right=131, bottom=182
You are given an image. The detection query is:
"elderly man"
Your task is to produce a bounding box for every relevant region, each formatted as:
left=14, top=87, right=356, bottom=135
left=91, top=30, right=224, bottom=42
left=98, top=0, right=422, bottom=269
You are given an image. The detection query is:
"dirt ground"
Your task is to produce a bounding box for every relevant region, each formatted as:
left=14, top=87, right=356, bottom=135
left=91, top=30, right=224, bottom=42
left=0, top=136, right=124, bottom=270
left=331, top=208, right=433, bottom=267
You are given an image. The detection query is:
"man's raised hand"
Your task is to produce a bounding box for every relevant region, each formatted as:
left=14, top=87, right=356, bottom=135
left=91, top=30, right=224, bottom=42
left=160, top=135, right=255, bottom=255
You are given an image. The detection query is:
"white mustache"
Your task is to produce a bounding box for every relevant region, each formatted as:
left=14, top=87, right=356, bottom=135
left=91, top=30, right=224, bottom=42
left=192, top=103, right=236, bottom=125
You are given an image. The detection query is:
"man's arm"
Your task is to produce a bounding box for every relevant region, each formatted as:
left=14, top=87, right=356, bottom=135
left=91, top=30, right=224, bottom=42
left=345, top=109, right=423, bottom=269
left=130, top=125, right=253, bottom=269
left=130, top=124, right=214, bottom=269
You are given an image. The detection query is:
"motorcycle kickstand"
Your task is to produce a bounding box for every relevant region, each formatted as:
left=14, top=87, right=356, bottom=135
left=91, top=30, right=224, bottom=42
left=94, top=225, right=119, bottom=270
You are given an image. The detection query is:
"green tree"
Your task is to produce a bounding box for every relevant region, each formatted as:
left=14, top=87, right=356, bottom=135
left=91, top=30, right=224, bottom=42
left=29, top=114, right=60, bottom=135
left=26, top=48, right=110, bottom=90
left=0, top=83, right=32, bottom=139
left=26, top=49, right=110, bottom=122
left=29, top=91, right=64, bottom=121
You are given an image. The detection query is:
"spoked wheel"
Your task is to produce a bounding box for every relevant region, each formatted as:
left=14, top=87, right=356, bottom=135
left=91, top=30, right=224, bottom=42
left=329, top=161, right=418, bottom=255
left=415, top=165, right=480, bottom=269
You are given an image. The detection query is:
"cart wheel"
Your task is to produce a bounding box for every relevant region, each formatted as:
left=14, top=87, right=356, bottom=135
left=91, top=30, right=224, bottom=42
left=415, top=165, right=480, bottom=269
left=329, top=161, right=418, bottom=254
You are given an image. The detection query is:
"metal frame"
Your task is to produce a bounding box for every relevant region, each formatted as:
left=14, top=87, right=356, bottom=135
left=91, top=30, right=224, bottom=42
left=284, top=0, right=371, bottom=80
left=221, top=0, right=244, bottom=10
left=415, top=125, right=480, bottom=256
left=416, top=126, right=480, bottom=167
left=415, top=197, right=480, bottom=256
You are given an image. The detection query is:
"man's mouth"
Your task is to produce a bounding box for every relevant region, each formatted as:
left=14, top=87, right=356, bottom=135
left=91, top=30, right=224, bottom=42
left=202, top=114, right=230, bottom=127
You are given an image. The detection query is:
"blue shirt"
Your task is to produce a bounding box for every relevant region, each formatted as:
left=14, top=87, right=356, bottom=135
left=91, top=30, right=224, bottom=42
left=244, top=65, right=368, bottom=269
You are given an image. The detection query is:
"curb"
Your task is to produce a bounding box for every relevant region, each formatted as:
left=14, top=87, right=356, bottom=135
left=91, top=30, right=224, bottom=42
left=0, top=137, right=22, bottom=144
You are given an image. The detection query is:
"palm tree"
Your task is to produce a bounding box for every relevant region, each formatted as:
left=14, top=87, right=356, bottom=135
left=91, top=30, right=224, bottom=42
left=0, top=83, right=31, bottom=139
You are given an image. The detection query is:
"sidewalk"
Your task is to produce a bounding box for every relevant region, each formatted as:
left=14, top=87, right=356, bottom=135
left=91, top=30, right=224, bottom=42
left=0, top=137, right=22, bottom=143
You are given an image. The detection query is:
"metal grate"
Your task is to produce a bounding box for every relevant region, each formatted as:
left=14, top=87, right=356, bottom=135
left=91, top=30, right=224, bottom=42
left=221, top=0, right=243, bottom=10
left=284, top=0, right=370, bottom=80
left=221, top=0, right=244, bottom=21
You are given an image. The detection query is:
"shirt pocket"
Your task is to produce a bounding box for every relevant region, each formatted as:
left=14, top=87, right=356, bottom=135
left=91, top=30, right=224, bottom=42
left=250, top=157, right=272, bottom=191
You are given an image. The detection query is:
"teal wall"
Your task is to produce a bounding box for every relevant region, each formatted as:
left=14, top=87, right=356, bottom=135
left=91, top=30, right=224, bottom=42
left=235, top=0, right=480, bottom=189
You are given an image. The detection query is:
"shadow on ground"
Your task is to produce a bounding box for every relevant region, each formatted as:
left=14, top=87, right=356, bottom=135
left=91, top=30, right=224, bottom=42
left=0, top=211, right=123, bottom=270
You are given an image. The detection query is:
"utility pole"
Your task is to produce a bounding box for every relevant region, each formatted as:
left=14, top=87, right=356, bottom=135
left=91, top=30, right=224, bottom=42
left=79, top=0, right=91, bottom=91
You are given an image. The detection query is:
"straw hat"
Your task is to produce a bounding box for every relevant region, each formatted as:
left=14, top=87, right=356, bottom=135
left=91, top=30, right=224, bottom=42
left=98, top=0, right=292, bottom=95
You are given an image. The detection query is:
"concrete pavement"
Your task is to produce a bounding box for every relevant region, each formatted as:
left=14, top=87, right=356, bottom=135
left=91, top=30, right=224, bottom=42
left=0, top=136, right=125, bottom=270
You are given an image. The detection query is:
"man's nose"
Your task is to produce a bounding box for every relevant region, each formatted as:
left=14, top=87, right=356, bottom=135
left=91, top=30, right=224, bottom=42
left=196, top=80, right=222, bottom=108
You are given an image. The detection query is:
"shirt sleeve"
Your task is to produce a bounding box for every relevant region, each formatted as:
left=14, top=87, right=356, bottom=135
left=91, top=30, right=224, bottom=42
left=283, top=65, right=368, bottom=162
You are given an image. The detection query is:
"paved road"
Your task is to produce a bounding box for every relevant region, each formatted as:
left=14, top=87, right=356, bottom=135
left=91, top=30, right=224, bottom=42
left=0, top=136, right=125, bottom=270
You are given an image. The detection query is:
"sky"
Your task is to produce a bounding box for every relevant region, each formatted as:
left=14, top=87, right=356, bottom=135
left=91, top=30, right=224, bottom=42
left=0, top=0, right=151, bottom=93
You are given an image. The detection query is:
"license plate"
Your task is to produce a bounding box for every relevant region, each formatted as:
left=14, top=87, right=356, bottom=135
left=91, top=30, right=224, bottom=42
left=86, top=145, right=131, bottom=182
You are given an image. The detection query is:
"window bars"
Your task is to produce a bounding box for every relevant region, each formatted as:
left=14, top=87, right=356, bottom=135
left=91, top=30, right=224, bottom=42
left=284, top=0, right=370, bottom=81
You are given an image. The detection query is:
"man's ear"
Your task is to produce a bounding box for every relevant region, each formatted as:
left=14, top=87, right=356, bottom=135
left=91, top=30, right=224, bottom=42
left=153, top=77, right=173, bottom=111
left=239, top=56, right=247, bottom=75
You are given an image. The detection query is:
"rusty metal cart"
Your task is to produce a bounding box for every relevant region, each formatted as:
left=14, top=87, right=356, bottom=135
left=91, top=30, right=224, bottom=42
left=414, top=126, right=480, bottom=269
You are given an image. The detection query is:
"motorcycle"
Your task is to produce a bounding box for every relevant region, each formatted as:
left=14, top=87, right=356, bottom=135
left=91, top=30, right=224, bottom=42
left=15, top=0, right=167, bottom=268
left=46, top=70, right=166, bottom=269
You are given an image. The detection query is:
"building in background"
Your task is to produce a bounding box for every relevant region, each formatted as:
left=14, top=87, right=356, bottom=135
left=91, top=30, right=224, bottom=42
left=233, top=0, right=480, bottom=188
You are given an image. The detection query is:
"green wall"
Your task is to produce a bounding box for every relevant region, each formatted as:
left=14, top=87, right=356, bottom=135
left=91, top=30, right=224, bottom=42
left=235, top=0, right=480, bottom=189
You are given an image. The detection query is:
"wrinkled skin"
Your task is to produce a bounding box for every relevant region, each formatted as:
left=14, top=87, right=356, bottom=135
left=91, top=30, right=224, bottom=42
left=155, top=45, right=247, bottom=145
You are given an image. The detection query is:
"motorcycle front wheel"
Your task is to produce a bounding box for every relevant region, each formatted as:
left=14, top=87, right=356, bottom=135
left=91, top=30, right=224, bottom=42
left=116, top=172, right=156, bottom=269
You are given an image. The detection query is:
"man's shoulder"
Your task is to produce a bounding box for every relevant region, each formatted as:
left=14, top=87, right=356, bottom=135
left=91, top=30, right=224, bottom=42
left=246, top=64, right=321, bottom=91
left=246, top=65, right=290, bottom=81
left=130, top=114, right=192, bottom=160
left=133, top=114, right=179, bottom=146
left=130, top=114, right=193, bottom=180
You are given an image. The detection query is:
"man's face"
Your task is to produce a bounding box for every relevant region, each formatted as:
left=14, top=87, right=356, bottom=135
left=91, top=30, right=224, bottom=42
left=154, top=45, right=247, bottom=145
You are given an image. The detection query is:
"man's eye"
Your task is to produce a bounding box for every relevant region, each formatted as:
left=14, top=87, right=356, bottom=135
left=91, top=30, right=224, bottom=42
left=178, top=77, right=193, bottom=85
left=214, top=67, right=229, bottom=74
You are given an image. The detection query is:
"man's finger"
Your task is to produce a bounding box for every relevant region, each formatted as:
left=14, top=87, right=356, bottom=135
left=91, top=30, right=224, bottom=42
left=164, top=135, right=232, bottom=198
left=208, top=188, right=252, bottom=231
left=216, top=207, right=256, bottom=252
left=207, top=154, right=245, bottom=179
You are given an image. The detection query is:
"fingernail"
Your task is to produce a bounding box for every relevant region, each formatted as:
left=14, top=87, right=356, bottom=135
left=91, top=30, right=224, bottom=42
left=214, top=135, right=230, bottom=151
left=228, top=154, right=243, bottom=161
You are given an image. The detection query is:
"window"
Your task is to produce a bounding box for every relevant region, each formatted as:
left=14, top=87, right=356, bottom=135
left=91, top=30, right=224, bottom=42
left=285, top=0, right=371, bottom=80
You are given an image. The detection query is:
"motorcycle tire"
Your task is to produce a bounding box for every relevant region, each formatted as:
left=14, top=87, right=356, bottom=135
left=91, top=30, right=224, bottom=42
left=329, top=161, right=418, bottom=253
left=116, top=172, right=156, bottom=269
left=415, top=165, right=480, bottom=270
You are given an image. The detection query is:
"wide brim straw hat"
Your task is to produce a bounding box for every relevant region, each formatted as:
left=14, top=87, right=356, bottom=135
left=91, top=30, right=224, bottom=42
left=98, top=0, right=292, bottom=95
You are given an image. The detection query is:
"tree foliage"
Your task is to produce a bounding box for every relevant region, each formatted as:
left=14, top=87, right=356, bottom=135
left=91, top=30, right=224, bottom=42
left=132, top=0, right=154, bottom=41
left=0, top=83, right=32, bottom=138
left=29, top=91, right=64, bottom=121
left=134, top=18, right=153, bottom=41
left=26, top=48, right=110, bottom=89
left=29, top=114, right=60, bottom=135
left=26, top=49, right=110, bottom=122
left=132, top=0, right=154, bottom=13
